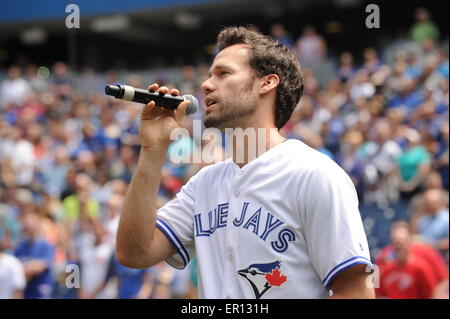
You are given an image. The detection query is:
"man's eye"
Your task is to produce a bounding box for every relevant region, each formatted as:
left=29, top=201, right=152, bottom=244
left=220, top=71, right=229, bottom=76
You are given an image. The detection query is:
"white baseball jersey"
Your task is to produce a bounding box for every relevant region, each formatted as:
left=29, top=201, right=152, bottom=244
left=156, top=139, right=372, bottom=299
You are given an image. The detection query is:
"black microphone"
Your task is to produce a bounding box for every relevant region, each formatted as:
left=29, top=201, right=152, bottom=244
left=105, top=84, right=198, bottom=115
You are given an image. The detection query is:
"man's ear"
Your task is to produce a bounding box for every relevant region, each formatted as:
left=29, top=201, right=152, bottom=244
left=259, top=74, right=280, bottom=95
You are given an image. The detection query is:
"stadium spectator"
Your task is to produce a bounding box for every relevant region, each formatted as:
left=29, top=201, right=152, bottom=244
left=434, top=120, right=449, bottom=190
left=0, top=187, right=18, bottom=248
left=0, top=126, right=35, bottom=186
left=149, top=262, right=175, bottom=299
left=1, top=188, right=35, bottom=247
left=14, top=211, right=56, bottom=299
left=145, top=262, right=193, bottom=299
left=103, top=192, right=124, bottom=246
left=336, top=51, right=356, bottom=83
left=376, top=221, right=448, bottom=286
left=110, top=256, right=153, bottom=299
left=349, top=70, right=376, bottom=102
left=0, top=65, right=32, bottom=107
left=410, top=7, right=440, bottom=43
left=25, top=64, right=49, bottom=92
left=177, top=65, right=198, bottom=95
left=51, top=61, right=73, bottom=98
left=294, top=26, right=327, bottom=68
left=78, top=220, right=114, bottom=299
left=409, top=171, right=449, bottom=233
left=62, top=172, right=100, bottom=225
left=358, top=119, right=402, bottom=205
left=361, top=47, right=383, bottom=74
left=396, top=128, right=431, bottom=199
left=36, top=193, right=69, bottom=278
left=270, top=23, right=294, bottom=48
left=38, top=146, right=71, bottom=198
left=377, top=222, right=438, bottom=299
left=0, top=228, right=26, bottom=299
left=416, top=189, right=449, bottom=256
left=109, top=145, right=137, bottom=182
left=336, top=129, right=365, bottom=199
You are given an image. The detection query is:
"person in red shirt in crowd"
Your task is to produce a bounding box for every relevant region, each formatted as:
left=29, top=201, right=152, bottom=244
left=377, top=222, right=439, bottom=299
left=376, top=221, right=448, bottom=285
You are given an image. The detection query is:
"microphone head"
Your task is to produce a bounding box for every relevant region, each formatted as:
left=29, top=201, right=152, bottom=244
left=183, top=95, right=199, bottom=115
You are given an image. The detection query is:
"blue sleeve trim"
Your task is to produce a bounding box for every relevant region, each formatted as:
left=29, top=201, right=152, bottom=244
left=156, top=218, right=190, bottom=268
left=323, top=256, right=373, bottom=289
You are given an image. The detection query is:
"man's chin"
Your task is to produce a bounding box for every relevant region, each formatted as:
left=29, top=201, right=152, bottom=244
left=204, top=115, right=224, bottom=130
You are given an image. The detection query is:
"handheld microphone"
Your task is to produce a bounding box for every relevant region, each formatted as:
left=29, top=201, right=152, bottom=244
left=105, top=84, right=198, bottom=115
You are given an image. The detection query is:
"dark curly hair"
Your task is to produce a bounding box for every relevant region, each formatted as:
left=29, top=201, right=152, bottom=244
left=217, top=26, right=304, bottom=129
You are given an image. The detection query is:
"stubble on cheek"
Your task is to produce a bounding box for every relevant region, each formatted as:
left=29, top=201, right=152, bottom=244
left=203, top=76, right=257, bottom=129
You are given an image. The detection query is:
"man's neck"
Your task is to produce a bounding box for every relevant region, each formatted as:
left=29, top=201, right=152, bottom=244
left=229, top=126, right=285, bottom=168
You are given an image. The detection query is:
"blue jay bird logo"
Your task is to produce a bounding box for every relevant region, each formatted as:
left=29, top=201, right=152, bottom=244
left=237, top=260, right=287, bottom=299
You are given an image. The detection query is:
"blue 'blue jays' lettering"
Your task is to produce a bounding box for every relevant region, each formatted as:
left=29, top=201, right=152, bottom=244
left=208, top=208, right=217, bottom=233
left=195, top=203, right=229, bottom=236
left=271, top=229, right=296, bottom=253
left=259, top=212, right=284, bottom=241
left=194, top=202, right=296, bottom=253
left=217, top=203, right=228, bottom=228
left=243, top=207, right=262, bottom=235
left=233, top=202, right=249, bottom=226
left=194, top=213, right=210, bottom=237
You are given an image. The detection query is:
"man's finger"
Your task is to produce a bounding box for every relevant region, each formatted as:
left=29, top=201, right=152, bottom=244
left=141, top=101, right=156, bottom=119
left=148, top=83, right=158, bottom=92
left=142, top=101, right=169, bottom=120
left=174, top=100, right=190, bottom=123
left=171, top=89, right=180, bottom=96
left=157, top=86, right=169, bottom=94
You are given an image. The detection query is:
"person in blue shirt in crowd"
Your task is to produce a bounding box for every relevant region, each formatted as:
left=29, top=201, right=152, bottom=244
left=417, top=189, right=449, bottom=256
left=98, top=254, right=153, bottom=299
left=14, top=211, right=55, bottom=299
left=387, top=77, right=424, bottom=111
left=113, top=257, right=153, bottom=299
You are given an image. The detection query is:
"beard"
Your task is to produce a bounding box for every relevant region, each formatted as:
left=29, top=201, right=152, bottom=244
left=204, top=77, right=257, bottom=131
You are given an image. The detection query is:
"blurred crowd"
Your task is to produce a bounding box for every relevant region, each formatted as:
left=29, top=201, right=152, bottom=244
left=0, top=7, right=448, bottom=299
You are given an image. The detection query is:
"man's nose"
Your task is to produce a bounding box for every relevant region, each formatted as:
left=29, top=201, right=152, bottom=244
left=201, top=78, right=215, bottom=95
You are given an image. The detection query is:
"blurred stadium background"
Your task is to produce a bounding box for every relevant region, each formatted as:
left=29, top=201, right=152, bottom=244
left=0, top=0, right=448, bottom=299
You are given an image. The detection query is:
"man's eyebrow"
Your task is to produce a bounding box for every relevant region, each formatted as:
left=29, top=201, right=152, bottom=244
left=208, top=64, right=230, bottom=77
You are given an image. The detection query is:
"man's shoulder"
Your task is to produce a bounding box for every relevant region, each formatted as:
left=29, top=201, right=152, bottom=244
left=282, top=139, right=334, bottom=166
left=189, top=158, right=233, bottom=180
left=190, top=140, right=348, bottom=181
left=286, top=139, right=349, bottom=177
left=174, top=160, right=232, bottom=193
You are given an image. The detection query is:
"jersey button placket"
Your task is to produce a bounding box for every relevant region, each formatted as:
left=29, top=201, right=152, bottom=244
left=234, top=168, right=244, bottom=198
left=221, top=167, right=244, bottom=298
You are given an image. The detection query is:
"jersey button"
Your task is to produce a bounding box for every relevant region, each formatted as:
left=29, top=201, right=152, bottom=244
left=234, top=191, right=240, bottom=197
left=228, top=251, right=234, bottom=261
